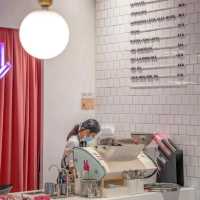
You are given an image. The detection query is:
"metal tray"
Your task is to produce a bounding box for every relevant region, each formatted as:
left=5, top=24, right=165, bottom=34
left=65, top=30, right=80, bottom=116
left=145, top=183, right=180, bottom=192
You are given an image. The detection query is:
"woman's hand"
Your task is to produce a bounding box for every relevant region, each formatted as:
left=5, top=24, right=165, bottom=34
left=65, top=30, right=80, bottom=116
left=64, top=147, right=72, bottom=156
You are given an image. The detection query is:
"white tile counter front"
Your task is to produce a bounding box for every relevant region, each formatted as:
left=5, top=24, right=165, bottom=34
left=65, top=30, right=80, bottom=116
left=63, top=188, right=195, bottom=200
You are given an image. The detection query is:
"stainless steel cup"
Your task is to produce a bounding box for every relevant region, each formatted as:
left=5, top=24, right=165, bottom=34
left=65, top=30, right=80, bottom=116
left=59, top=183, right=68, bottom=195
left=44, top=182, right=56, bottom=195
left=80, top=179, right=99, bottom=198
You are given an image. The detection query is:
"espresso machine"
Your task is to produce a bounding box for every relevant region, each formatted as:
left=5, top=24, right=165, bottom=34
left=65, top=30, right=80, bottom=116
left=73, top=134, right=157, bottom=197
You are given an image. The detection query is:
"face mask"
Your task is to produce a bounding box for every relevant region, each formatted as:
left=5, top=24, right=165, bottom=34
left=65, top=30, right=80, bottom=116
left=83, top=136, right=93, bottom=146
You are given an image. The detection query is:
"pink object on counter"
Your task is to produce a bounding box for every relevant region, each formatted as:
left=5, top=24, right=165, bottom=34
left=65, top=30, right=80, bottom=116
left=23, top=194, right=50, bottom=200
left=0, top=195, right=7, bottom=200
left=34, top=195, right=50, bottom=200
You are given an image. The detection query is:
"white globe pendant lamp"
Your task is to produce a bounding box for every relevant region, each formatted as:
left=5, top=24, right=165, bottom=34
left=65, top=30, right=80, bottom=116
left=19, top=0, right=70, bottom=59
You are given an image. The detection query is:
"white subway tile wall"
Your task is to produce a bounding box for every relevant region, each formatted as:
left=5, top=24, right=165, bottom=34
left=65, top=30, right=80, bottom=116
left=95, top=0, right=200, bottom=199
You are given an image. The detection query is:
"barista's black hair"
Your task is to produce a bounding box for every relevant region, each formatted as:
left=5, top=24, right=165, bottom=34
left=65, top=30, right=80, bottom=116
left=80, top=119, right=101, bottom=133
left=66, top=119, right=101, bottom=141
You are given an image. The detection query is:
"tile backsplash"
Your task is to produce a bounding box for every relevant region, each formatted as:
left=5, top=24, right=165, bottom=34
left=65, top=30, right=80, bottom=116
left=95, top=0, right=200, bottom=198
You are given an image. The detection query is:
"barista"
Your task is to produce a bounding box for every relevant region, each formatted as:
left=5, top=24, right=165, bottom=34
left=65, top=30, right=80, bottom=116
left=61, top=119, right=101, bottom=170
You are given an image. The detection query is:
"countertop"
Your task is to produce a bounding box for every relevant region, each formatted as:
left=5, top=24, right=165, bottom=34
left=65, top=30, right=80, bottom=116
left=12, top=187, right=195, bottom=200
left=56, top=187, right=195, bottom=200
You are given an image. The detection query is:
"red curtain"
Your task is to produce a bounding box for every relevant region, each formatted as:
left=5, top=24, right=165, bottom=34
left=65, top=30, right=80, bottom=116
left=0, top=28, right=42, bottom=192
